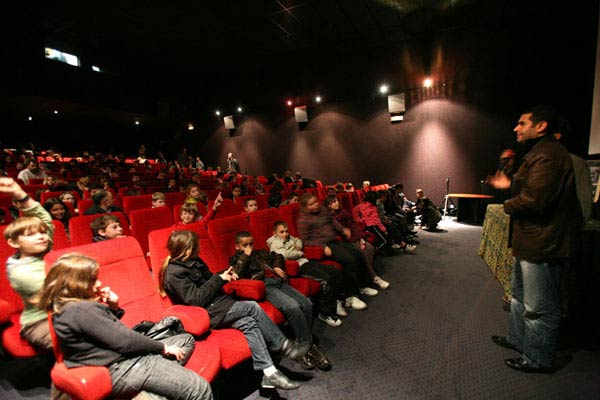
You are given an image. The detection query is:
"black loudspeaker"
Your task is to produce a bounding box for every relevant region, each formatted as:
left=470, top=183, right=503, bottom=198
left=223, top=115, right=235, bottom=130
left=294, top=106, right=308, bottom=123
left=388, top=93, right=405, bottom=123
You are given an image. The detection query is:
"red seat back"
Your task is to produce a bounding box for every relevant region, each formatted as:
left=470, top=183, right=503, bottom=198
left=44, top=237, right=164, bottom=327
left=337, top=192, right=354, bottom=213
left=122, top=194, right=153, bottom=216
left=207, top=199, right=242, bottom=219
left=165, top=192, right=186, bottom=207
left=51, top=220, right=70, bottom=249
left=279, top=202, right=300, bottom=237
left=78, top=199, right=94, bottom=216
left=130, top=207, right=174, bottom=255
left=69, top=212, right=131, bottom=246
left=207, top=215, right=251, bottom=272
left=0, top=206, right=14, bottom=224
left=248, top=208, right=284, bottom=251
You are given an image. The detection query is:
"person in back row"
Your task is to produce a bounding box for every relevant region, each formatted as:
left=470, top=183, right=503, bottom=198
left=230, top=231, right=332, bottom=371
left=159, top=230, right=307, bottom=390
left=39, top=253, right=213, bottom=400
left=267, top=221, right=346, bottom=326
left=84, top=189, right=123, bottom=215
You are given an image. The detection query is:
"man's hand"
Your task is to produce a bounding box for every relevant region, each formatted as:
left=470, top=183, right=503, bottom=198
left=273, top=267, right=287, bottom=280
left=487, top=171, right=511, bottom=189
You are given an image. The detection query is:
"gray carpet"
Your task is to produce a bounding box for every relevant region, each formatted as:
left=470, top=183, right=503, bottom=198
left=2, top=219, right=599, bottom=400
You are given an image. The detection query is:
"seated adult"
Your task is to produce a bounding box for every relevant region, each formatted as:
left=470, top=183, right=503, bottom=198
left=84, top=189, right=123, bottom=215
left=17, top=160, right=47, bottom=185
left=414, top=189, right=441, bottom=230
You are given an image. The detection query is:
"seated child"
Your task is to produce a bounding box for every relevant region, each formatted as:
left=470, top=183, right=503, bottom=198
left=244, top=197, right=258, bottom=213
left=267, top=221, right=345, bottom=326
left=152, top=192, right=167, bottom=208
left=297, top=193, right=376, bottom=312
left=185, top=184, right=207, bottom=205
left=91, top=214, right=125, bottom=242
left=39, top=253, right=212, bottom=400
left=230, top=231, right=331, bottom=371
left=1, top=177, right=54, bottom=350
left=159, top=230, right=306, bottom=390
left=175, top=193, right=223, bottom=227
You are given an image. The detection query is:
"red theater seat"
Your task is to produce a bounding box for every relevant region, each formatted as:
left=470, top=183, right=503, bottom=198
left=69, top=212, right=131, bottom=246
left=129, top=206, right=174, bottom=255
left=44, top=237, right=221, bottom=395
left=122, top=194, right=153, bottom=215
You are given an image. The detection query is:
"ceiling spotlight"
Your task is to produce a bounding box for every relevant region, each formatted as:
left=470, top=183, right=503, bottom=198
left=423, top=78, right=433, bottom=88
left=379, top=84, right=389, bottom=94
left=27, top=116, right=33, bottom=121
left=187, top=123, right=194, bottom=131
left=315, top=96, right=322, bottom=103
left=215, top=110, right=221, bottom=116
left=286, top=100, right=293, bottom=106
left=237, top=106, right=243, bottom=112
left=53, top=110, right=59, bottom=115
left=134, top=120, right=140, bottom=126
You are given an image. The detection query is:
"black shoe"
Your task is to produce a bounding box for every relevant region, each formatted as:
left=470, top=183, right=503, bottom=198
left=297, top=353, right=316, bottom=370
left=504, top=357, right=554, bottom=374
left=491, top=335, right=517, bottom=351
left=406, top=238, right=420, bottom=245
left=308, top=344, right=331, bottom=371
left=281, top=339, right=310, bottom=360
left=408, top=230, right=418, bottom=235
left=502, top=302, right=511, bottom=312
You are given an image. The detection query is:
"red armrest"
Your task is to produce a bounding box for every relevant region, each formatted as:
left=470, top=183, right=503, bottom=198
left=51, top=363, right=112, bottom=400
left=0, top=299, right=11, bottom=325
left=163, top=305, right=210, bottom=336
left=284, top=260, right=300, bottom=276
left=223, top=279, right=265, bottom=300
left=303, top=246, right=324, bottom=259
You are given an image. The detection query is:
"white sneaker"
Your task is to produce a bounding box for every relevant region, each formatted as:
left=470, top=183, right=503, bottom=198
left=318, top=313, right=343, bottom=327
left=404, top=244, right=417, bottom=254
left=359, top=287, right=379, bottom=297
left=391, top=243, right=402, bottom=250
left=336, top=300, right=348, bottom=317
left=345, top=296, right=367, bottom=310
left=373, top=276, right=390, bottom=289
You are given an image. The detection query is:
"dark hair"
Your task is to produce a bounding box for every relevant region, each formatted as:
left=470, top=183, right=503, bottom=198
left=323, top=194, right=338, bottom=208
left=244, top=197, right=257, bottom=207
left=159, top=230, right=200, bottom=296
left=91, top=189, right=109, bottom=206
left=364, top=191, right=378, bottom=205
left=523, top=105, right=558, bottom=134
left=298, top=193, right=317, bottom=208
left=90, top=214, right=119, bottom=235
left=43, top=197, right=71, bottom=222
left=235, top=230, right=253, bottom=243
left=273, top=220, right=287, bottom=231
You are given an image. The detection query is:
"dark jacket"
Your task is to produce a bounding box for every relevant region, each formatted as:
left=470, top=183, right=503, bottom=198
left=53, top=301, right=161, bottom=368
left=229, top=250, right=285, bottom=281
left=163, top=258, right=236, bottom=327
left=331, top=208, right=368, bottom=243
left=504, top=135, right=582, bottom=261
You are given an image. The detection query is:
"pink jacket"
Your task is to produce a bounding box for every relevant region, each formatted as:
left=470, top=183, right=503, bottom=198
left=353, top=202, right=386, bottom=231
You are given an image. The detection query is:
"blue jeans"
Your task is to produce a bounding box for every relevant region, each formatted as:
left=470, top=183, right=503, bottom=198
left=264, top=277, right=313, bottom=345
left=108, top=333, right=212, bottom=400
left=216, top=301, right=286, bottom=371
left=507, top=257, right=562, bottom=368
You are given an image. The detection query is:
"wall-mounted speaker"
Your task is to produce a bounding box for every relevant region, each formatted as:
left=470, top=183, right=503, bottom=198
left=388, top=93, right=406, bottom=124
left=294, top=106, right=308, bottom=123
left=224, top=115, right=235, bottom=130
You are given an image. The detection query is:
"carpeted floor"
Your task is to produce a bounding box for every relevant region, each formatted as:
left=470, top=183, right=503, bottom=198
left=2, top=219, right=599, bottom=400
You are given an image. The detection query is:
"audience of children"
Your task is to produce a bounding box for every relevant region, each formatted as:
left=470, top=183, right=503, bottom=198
left=159, top=230, right=306, bottom=390
left=267, top=221, right=346, bottom=326
left=175, top=193, right=223, bottom=227
left=38, top=253, right=213, bottom=400
left=184, top=184, right=208, bottom=205
left=296, top=193, right=376, bottom=312
left=230, top=230, right=331, bottom=371
left=152, top=191, right=167, bottom=208
left=323, top=195, right=390, bottom=290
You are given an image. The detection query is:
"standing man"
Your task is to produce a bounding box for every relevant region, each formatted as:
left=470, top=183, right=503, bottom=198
left=488, top=106, right=582, bottom=373
left=226, top=152, right=240, bottom=174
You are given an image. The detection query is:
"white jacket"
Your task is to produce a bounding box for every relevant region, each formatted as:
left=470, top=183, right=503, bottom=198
left=266, top=234, right=309, bottom=266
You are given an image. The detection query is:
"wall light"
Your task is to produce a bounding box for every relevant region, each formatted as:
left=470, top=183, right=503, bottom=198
left=187, top=123, right=195, bottom=131
left=379, top=84, right=389, bottom=94
left=53, top=110, right=59, bottom=115
left=315, top=95, right=322, bottom=103
left=423, top=78, right=433, bottom=88
left=215, top=110, right=221, bottom=116
left=286, top=100, right=293, bottom=106
left=237, top=106, right=243, bottom=113
left=27, top=116, right=33, bottom=121
left=134, top=120, right=140, bottom=126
